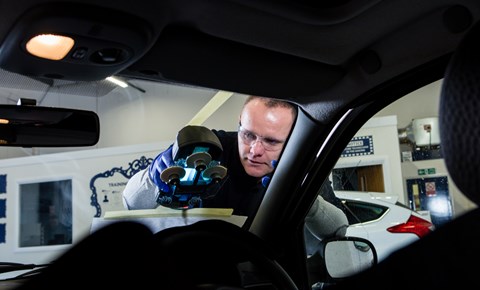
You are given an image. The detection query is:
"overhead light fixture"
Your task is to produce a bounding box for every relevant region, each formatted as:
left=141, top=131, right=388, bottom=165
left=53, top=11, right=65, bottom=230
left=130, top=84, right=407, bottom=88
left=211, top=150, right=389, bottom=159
left=0, top=3, right=154, bottom=81
left=106, top=76, right=128, bottom=88
left=25, top=34, right=75, bottom=60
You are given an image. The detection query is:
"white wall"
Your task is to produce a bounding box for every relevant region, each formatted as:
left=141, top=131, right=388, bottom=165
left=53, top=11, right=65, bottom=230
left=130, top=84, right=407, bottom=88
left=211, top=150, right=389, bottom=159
left=0, top=142, right=171, bottom=266
left=375, top=80, right=442, bottom=128
left=96, top=81, right=247, bottom=148
left=335, top=116, right=405, bottom=203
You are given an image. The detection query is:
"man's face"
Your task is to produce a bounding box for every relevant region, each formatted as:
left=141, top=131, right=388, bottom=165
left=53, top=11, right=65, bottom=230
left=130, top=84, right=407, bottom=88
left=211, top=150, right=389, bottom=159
left=238, top=99, right=295, bottom=178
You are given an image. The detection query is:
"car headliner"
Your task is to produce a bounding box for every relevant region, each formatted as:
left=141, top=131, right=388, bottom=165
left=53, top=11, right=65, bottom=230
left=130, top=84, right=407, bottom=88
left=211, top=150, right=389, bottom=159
left=1, top=0, right=479, bottom=124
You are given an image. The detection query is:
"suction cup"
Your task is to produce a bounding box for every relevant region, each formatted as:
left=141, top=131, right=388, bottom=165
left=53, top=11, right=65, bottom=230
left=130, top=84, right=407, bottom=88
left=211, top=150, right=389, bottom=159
left=186, top=152, right=212, bottom=171
left=202, top=165, right=227, bottom=183
left=160, top=166, right=186, bottom=184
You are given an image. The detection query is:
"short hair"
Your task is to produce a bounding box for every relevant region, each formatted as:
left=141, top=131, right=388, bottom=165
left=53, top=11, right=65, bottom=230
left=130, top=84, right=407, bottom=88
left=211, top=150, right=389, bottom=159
left=243, top=95, right=297, bottom=120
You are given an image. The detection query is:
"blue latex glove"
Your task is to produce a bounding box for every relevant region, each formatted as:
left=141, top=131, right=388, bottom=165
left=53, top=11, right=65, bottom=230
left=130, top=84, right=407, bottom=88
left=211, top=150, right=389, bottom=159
left=148, top=145, right=174, bottom=193
left=261, top=160, right=278, bottom=188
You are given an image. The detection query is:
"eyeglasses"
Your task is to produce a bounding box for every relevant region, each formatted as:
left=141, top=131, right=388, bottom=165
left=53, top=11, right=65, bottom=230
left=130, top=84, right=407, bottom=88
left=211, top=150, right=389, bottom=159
left=238, top=123, right=285, bottom=151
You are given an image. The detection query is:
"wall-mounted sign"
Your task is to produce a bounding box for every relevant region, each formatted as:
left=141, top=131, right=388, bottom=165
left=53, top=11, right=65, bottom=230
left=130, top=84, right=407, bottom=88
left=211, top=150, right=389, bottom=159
left=19, top=179, right=72, bottom=247
left=418, top=168, right=436, bottom=175
left=90, top=155, right=153, bottom=217
left=341, top=135, right=374, bottom=157
left=0, top=174, right=5, bottom=194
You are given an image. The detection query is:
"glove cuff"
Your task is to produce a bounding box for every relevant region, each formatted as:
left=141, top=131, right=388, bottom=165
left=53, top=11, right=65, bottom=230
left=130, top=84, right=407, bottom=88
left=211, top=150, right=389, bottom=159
left=261, top=159, right=278, bottom=188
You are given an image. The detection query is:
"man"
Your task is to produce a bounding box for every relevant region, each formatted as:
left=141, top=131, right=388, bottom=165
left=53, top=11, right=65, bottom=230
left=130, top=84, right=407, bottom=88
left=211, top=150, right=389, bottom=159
left=122, top=95, right=347, bottom=237
left=123, top=95, right=295, bottom=217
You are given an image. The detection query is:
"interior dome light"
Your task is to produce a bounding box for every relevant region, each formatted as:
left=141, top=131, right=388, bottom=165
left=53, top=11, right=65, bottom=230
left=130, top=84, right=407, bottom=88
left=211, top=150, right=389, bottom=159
left=26, top=34, right=75, bottom=60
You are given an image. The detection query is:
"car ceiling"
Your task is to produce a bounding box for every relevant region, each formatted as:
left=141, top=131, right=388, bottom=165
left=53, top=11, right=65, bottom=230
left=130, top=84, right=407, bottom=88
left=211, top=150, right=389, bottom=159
left=0, top=0, right=479, bottom=123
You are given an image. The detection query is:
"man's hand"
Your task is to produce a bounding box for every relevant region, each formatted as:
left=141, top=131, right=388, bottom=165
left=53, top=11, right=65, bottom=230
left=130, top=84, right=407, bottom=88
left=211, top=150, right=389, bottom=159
left=148, top=145, right=174, bottom=193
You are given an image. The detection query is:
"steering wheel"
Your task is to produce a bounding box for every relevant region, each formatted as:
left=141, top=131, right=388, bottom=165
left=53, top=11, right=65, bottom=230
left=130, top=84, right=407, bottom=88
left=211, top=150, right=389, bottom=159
left=12, top=220, right=297, bottom=290
left=151, top=219, right=299, bottom=290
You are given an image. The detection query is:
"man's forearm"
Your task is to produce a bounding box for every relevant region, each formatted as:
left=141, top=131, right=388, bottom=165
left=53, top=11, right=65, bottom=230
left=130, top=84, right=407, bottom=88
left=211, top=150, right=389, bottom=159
left=122, top=168, right=160, bottom=210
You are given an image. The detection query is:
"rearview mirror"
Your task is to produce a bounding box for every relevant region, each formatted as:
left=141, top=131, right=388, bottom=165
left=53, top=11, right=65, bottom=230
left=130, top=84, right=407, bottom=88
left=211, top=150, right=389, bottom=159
left=0, top=105, right=100, bottom=147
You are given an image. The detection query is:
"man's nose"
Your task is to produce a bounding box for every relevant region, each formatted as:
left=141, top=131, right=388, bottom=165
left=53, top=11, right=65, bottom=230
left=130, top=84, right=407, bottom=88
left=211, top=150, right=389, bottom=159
left=250, top=139, right=265, bottom=154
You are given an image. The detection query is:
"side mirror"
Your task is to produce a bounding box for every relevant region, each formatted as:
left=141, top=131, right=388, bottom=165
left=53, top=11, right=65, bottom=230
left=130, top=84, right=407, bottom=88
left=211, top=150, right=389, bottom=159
left=0, top=104, right=100, bottom=147
left=323, top=236, right=377, bottom=279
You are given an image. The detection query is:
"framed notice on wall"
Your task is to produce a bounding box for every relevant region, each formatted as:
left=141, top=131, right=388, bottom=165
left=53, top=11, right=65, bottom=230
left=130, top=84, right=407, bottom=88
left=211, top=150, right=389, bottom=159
left=341, top=136, right=374, bottom=157
left=19, top=179, right=72, bottom=247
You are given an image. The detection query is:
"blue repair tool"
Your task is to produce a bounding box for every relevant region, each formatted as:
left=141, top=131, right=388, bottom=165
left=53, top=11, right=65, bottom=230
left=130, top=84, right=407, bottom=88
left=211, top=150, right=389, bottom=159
left=156, top=125, right=227, bottom=209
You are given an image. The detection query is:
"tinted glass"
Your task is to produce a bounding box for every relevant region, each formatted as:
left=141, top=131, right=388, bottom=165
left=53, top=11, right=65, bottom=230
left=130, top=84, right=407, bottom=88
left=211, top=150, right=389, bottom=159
left=342, top=200, right=388, bottom=225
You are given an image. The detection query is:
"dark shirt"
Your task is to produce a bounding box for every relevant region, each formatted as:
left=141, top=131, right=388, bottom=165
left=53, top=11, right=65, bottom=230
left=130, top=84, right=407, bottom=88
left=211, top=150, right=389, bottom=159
left=197, top=129, right=344, bottom=232
left=202, top=129, right=266, bottom=218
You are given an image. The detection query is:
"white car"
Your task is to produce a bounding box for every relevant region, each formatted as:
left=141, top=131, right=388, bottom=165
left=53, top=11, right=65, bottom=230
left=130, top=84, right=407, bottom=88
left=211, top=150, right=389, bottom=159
left=335, top=190, right=435, bottom=262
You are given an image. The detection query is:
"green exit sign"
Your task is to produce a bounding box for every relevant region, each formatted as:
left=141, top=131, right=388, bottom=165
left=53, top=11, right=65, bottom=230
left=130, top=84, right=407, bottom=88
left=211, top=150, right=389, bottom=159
left=418, top=168, right=436, bottom=175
